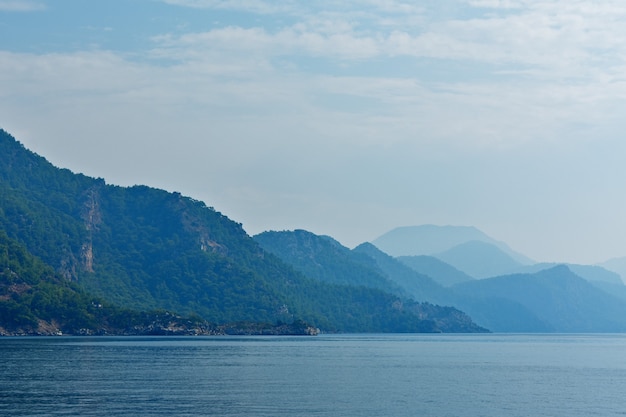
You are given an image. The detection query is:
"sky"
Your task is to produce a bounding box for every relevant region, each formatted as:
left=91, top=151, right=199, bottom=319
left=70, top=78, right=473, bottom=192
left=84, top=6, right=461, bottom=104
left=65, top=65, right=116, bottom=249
left=1, top=0, right=626, bottom=265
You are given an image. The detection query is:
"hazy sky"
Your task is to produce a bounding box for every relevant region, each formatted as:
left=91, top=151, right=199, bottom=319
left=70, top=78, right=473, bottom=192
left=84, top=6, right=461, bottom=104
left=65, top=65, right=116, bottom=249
left=1, top=0, right=626, bottom=264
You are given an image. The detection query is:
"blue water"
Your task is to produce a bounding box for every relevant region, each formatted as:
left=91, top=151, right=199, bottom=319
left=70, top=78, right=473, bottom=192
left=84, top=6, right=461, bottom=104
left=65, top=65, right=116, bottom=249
left=2, top=334, right=626, bottom=416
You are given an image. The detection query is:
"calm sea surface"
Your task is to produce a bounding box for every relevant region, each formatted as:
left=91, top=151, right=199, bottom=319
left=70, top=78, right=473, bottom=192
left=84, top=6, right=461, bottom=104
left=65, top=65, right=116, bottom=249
left=2, top=334, right=626, bottom=417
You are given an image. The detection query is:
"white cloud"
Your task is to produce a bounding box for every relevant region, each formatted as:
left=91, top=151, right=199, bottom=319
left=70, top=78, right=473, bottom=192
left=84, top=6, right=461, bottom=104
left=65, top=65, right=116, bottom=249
left=5, top=0, right=626, bottom=153
left=151, top=25, right=382, bottom=62
left=162, top=0, right=424, bottom=14
left=0, top=0, right=45, bottom=12
left=150, top=0, right=626, bottom=83
left=142, top=2, right=626, bottom=150
left=467, top=0, right=523, bottom=8
left=161, top=0, right=299, bottom=14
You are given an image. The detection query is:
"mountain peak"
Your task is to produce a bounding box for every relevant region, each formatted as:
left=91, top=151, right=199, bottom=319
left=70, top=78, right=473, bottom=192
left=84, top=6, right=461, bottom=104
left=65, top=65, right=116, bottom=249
left=371, top=224, right=533, bottom=265
left=434, top=240, right=523, bottom=279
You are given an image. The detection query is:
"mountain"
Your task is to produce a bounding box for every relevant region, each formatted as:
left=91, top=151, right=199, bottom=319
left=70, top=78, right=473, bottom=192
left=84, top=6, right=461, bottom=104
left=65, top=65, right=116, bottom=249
left=596, top=257, right=626, bottom=301
left=434, top=240, right=524, bottom=278
left=253, top=230, right=402, bottom=295
left=452, top=265, right=626, bottom=332
left=372, top=225, right=533, bottom=265
left=0, top=128, right=485, bottom=333
left=254, top=229, right=626, bottom=333
left=513, top=263, right=623, bottom=285
left=6, top=128, right=625, bottom=334
left=599, top=256, right=626, bottom=284
left=351, top=243, right=451, bottom=304
left=396, top=255, right=474, bottom=287
left=0, top=129, right=311, bottom=328
left=255, top=231, right=487, bottom=333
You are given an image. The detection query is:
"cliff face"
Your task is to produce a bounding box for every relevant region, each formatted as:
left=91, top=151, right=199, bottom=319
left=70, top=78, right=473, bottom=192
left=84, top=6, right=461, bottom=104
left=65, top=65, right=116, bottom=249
left=80, top=185, right=103, bottom=273
left=178, top=196, right=228, bottom=256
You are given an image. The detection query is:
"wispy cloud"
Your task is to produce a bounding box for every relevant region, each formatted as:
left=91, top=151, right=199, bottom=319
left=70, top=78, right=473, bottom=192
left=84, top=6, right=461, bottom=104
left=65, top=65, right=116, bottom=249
left=151, top=25, right=382, bottom=62
left=161, top=0, right=298, bottom=14
left=0, top=0, right=45, bottom=12
left=154, top=0, right=626, bottom=79
left=6, top=1, right=626, bottom=151
left=467, top=0, right=523, bottom=8
left=147, top=0, right=626, bottom=140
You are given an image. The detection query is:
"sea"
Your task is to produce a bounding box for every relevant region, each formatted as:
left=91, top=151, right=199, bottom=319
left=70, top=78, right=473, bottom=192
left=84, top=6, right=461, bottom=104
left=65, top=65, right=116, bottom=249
left=2, top=334, right=626, bottom=417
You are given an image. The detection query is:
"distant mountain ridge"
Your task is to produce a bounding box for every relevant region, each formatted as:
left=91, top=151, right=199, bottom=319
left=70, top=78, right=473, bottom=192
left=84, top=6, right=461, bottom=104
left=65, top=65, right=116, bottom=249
left=352, top=242, right=451, bottom=305
left=513, top=263, right=622, bottom=285
left=256, top=228, right=626, bottom=333
left=452, top=265, right=626, bottom=332
left=372, top=225, right=533, bottom=265
left=434, top=240, right=524, bottom=279
left=599, top=257, right=626, bottom=284
left=397, top=255, right=474, bottom=287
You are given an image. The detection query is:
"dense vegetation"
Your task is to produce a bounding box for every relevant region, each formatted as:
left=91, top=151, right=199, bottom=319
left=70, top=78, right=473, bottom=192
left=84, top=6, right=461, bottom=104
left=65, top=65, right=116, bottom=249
left=0, top=229, right=213, bottom=335
left=254, top=230, right=486, bottom=333
left=0, top=129, right=485, bottom=334
left=254, top=230, right=404, bottom=293
left=0, top=229, right=95, bottom=332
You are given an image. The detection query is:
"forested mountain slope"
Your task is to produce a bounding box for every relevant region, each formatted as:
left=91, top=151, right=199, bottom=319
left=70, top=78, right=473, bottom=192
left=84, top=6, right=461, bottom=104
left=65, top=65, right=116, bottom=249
left=255, top=230, right=486, bottom=333
left=0, top=230, right=223, bottom=336
left=254, top=230, right=402, bottom=293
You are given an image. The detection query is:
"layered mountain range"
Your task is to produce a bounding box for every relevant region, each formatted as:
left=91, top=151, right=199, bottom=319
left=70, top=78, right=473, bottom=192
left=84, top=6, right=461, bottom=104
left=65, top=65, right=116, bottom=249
left=2, top=128, right=626, bottom=335
left=0, top=129, right=483, bottom=335
left=257, top=228, right=626, bottom=332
